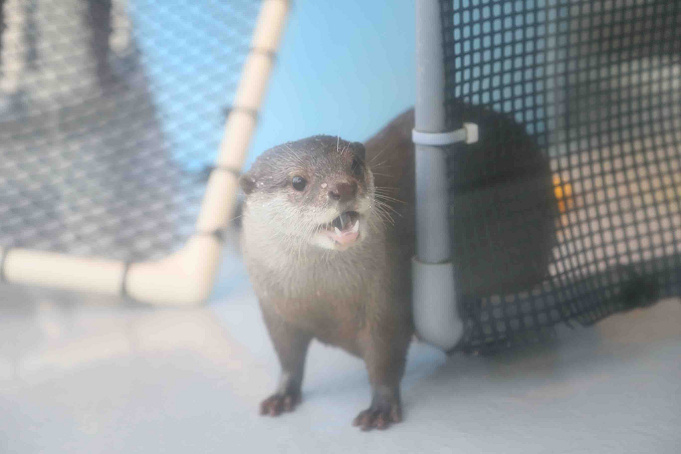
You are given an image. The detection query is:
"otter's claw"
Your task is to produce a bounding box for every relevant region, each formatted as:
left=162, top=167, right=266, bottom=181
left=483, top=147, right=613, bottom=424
left=259, top=392, right=300, bottom=416
left=352, top=403, right=402, bottom=431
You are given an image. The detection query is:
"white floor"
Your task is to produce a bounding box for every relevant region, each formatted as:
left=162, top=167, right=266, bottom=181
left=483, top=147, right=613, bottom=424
left=1, top=244, right=680, bottom=454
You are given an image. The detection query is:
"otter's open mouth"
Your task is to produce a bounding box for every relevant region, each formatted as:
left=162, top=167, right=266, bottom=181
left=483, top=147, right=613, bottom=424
left=320, top=211, right=361, bottom=247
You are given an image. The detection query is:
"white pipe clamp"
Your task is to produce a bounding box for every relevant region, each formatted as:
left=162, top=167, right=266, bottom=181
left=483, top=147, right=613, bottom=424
left=412, top=123, right=479, bottom=146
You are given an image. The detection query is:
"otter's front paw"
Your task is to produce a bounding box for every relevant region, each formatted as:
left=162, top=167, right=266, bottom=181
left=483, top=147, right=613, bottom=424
left=259, top=392, right=301, bottom=416
left=352, top=398, right=402, bottom=431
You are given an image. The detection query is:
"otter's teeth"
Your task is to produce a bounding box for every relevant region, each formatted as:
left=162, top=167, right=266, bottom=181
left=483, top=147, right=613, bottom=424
left=334, top=227, right=342, bottom=236
left=351, top=220, right=359, bottom=233
left=338, top=212, right=350, bottom=230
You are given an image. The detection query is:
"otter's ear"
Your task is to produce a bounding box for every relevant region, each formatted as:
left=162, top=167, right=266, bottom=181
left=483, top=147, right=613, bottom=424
left=350, top=142, right=366, bottom=161
left=239, top=173, right=257, bottom=195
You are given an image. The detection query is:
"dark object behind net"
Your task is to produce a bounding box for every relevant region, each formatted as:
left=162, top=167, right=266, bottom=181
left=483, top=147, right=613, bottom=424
left=441, top=0, right=681, bottom=353
left=0, top=0, right=260, bottom=262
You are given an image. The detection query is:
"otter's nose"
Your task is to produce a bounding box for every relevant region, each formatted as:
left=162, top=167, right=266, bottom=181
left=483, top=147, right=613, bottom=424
left=328, top=181, right=357, bottom=203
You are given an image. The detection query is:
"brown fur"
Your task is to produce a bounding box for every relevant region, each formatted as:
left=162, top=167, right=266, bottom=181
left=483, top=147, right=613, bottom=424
left=240, top=115, right=415, bottom=430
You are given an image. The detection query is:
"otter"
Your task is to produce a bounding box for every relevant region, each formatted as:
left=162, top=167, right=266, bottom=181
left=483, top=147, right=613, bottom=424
left=239, top=106, right=555, bottom=430
left=239, top=116, right=415, bottom=430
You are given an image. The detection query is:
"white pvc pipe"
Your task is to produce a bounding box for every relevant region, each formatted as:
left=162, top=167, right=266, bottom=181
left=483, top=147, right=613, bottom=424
left=0, top=0, right=290, bottom=306
left=0, top=0, right=27, bottom=95
left=2, top=247, right=124, bottom=294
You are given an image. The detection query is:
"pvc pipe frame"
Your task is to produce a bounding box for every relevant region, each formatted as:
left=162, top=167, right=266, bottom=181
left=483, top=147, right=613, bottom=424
left=412, top=0, right=465, bottom=350
left=0, top=0, right=290, bottom=306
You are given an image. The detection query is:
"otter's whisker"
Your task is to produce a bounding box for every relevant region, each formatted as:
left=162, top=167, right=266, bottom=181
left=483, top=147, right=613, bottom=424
left=375, top=200, right=400, bottom=219
left=373, top=185, right=400, bottom=192
left=368, top=159, right=395, bottom=171
left=368, top=143, right=390, bottom=165
left=374, top=194, right=406, bottom=206
left=373, top=201, right=396, bottom=225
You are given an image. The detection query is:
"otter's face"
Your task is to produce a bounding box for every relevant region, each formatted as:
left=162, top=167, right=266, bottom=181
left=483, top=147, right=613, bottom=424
left=240, top=136, right=375, bottom=251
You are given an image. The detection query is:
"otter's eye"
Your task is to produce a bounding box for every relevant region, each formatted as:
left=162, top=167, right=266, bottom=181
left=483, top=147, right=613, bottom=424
left=291, top=176, right=307, bottom=191
left=351, top=158, right=362, bottom=176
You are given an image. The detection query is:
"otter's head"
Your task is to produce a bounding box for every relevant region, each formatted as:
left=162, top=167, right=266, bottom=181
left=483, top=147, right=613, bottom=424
left=240, top=136, right=375, bottom=251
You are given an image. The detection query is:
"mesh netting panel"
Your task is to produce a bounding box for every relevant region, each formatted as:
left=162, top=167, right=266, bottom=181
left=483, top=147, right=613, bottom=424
left=0, top=0, right=260, bottom=261
left=441, top=0, right=681, bottom=353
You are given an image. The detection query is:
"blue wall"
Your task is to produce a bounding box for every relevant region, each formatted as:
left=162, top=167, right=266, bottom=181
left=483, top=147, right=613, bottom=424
left=248, top=0, right=416, bottom=165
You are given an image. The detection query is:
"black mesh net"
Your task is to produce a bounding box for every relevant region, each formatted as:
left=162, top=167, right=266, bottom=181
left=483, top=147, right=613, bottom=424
left=0, top=0, right=260, bottom=262
left=440, top=0, right=681, bottom=353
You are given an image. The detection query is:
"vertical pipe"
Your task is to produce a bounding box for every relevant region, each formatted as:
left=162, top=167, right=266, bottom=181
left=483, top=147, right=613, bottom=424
left=414, top=0, right=451, bottom=263
left=412, top=0, right=464, bottom=350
